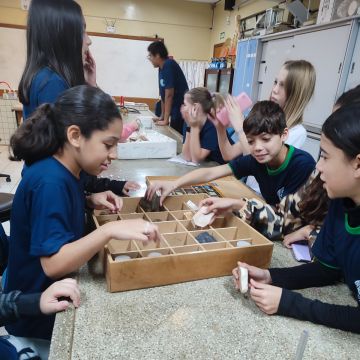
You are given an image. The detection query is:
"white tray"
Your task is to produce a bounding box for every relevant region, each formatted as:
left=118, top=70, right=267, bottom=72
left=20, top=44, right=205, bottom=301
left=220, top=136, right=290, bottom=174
left=117, top=130, right=177, bottom=159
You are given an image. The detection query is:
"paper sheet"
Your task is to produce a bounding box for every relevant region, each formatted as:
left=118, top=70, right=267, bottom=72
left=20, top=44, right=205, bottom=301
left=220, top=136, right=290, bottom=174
left=168, top=155, right=199, bottom=167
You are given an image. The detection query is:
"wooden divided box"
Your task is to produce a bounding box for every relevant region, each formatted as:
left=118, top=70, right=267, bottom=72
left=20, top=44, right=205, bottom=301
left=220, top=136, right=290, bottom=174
left=93, top=194, right=273, bottom=292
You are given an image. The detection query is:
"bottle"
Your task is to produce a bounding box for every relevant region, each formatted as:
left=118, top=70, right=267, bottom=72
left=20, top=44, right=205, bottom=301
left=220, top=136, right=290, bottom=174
left=216, top=92, right=253, bottom=127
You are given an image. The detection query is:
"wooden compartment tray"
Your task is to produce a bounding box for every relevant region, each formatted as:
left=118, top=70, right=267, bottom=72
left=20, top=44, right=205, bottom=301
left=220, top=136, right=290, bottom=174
left=93, top=194, right=273, bottom=292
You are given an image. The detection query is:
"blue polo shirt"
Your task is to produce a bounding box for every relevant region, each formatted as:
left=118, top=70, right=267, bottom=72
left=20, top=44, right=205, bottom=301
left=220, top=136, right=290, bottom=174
left=229, top=145, right=315, bottom=205
left=5, top=157, right=85, bottom=340
left=312, top=199, right=360, bottom=303
left=159, top=58, right=188, bottom=119
left=183, top=119, right=234, bottom=164
left=23, top=67, right=69, bottom=119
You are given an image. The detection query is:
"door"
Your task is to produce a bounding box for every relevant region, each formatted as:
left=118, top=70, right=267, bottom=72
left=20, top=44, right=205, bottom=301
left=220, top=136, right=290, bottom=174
left=344, top=26, right=360, bottom=92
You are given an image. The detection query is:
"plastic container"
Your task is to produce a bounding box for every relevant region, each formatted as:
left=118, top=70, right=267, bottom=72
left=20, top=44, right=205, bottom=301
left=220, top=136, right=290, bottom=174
left=216, top=92, right=253, bottom=127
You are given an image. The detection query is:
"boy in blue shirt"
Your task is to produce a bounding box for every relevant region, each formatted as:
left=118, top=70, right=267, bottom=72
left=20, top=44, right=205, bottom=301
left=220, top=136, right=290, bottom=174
left=147, top=41, right=189, bottom=134
left=147, top=100, right=315, bottom=206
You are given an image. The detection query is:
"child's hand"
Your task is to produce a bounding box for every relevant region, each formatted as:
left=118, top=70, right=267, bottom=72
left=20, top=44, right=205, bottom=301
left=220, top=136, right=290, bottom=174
left=40, top=278, right=80, bottom=315
left=249, top=279, right=282, bottom=315
left=122, top=181, right=141, bottom=196
left=199, top=197, right=245, bottom=216
left=225, top=96, right=244, bottom=133
left=146, top=181, right=175, bottom=205
left=105, top=219, right=160, bottom=244
left=87, top=191, right=123, bottom=213
left=208, top=109, right=223, bottom=129
left=232, top=261, right=271, bottom=291
left=283, top=225, right=312, bottom=249
left=84, top=49, right=97, bottom=87
left=188, top=103, right=203, bottom=128
left=180, top=105, right=190, bottom=125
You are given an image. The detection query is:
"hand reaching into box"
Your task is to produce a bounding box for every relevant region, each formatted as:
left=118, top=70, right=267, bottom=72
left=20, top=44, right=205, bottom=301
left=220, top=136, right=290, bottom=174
left=146, top=181, right=175, bottom=205
left=102, top=219, right=160, bottom=245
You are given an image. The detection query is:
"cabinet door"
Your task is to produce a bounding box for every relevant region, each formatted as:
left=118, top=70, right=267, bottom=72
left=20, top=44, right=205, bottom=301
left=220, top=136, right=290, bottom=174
left=291, top=25, right=351, bottom=129
left=345, top=27, right=360, bottom=92
left=303, top=133, right=321, bottom=161
left=205, top=72, right=219, bottom=93
left=257, top=37, right=294, bottom=101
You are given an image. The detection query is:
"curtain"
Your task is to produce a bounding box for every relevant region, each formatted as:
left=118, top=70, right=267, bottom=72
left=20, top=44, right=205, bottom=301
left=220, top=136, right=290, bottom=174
left=178, top=60, right=208, bottom=89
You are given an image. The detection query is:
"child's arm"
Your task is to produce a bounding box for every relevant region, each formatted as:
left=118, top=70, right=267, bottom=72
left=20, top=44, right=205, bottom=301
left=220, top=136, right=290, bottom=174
left=188, top=127, right=211, bottom=163
left=268, top=263, right=360, bottom=333
left=0, top=279, right=80, bottom=326
left=182, top=129, right=192, bottom=162
left=146, top=164, right=232, bottom=205
left=41, top=219, right=159, bottom=279
left=0, top=291, right=41, bottom=326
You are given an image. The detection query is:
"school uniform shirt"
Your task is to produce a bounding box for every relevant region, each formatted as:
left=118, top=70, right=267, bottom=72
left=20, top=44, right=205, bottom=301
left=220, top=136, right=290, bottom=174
left=159, top=58, right=189, bottom=132
left=245, top=124, right=308, bottom=195
left=183, top=120, right=234, bottom=164
left=22, top=67, right=126, bottom=195
left=270, top=199, right=360, bottom=333
left=23, top=67, right=68, bottom=119
left=4, top=157, right=85, bottom=340
left=229, top=145, right=315, bottom=205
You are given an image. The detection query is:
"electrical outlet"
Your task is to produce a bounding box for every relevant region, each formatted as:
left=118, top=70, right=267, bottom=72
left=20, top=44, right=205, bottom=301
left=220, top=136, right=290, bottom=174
left=106, top=25, right=116, bottom=33
left=21, top=0, right=31, bottom=11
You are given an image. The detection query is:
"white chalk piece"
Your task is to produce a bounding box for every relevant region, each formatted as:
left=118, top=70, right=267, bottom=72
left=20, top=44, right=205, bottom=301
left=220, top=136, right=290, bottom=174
left=147, top=252, right=162, bottom=257
left=192, top=206, right=215, bottom=228
left=114, top=255, right=131, bottom=262
left=186, top=200, right=199, bottom=211
left=236, top=240, right=251, bottom=248
left=239, top=266, right=248, bottom=294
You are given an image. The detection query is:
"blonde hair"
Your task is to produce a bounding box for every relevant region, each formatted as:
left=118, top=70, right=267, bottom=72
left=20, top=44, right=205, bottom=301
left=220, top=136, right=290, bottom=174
left=281, top=60, right=316, bottom=128
left=186, top=87, right=224, bottom=115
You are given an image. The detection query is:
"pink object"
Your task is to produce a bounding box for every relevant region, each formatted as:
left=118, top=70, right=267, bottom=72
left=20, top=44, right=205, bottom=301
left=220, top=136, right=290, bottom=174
left=216, top=92, right=253, bottom=127
left=120, top=122, right=139, bottom=142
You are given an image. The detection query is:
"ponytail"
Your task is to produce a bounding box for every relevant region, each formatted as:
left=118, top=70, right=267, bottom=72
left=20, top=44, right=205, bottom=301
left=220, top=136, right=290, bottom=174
left=10, top=103, right=61, bottom=165
left=186, top=87, right=224, bottom=116
left=10, top=85, right=121, bottom=166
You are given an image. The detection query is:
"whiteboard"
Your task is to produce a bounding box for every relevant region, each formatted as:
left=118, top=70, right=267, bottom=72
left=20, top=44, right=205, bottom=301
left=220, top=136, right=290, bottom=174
left=0, top=27, right=26, bottom=90
left=0, top=26, right=159, bottom=98
left=89, top=34, right=158, bottom=98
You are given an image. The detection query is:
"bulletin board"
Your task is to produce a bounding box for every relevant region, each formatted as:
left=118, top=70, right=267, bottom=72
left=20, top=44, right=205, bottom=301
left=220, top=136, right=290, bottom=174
left=0, top=24, right=159, bottom=98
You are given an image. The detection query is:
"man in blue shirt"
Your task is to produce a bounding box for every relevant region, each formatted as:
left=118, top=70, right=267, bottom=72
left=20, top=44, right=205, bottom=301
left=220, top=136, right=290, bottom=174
left=147, top=41, right=189, bottom=134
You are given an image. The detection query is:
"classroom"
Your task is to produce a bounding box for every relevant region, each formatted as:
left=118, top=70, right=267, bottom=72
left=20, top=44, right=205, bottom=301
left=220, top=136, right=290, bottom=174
left=0, top=0, right=359, bottom=359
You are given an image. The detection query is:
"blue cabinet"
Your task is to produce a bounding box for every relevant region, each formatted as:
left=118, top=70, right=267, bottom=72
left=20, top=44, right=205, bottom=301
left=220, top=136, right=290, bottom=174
left=232, top=38, right=261, bottom=102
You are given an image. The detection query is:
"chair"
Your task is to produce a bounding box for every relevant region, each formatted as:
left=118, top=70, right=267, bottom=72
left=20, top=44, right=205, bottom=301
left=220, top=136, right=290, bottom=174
left=0, top=174, right=11, bottom=182
left=0, top=193, right=14, bottom=275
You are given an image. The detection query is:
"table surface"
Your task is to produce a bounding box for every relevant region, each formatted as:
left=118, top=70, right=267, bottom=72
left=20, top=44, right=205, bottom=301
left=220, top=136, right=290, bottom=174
left=49, top=111, right=360, bottom=360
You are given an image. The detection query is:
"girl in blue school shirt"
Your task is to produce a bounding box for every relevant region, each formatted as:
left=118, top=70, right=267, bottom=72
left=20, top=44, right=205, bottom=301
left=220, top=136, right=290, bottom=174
left=233, top=102, right=360, bottom=333
left=18, top=0, right=139, bottom=196
left=5, top=86, right=159, bottom=341
left=181, top=87, right=234, bottom=165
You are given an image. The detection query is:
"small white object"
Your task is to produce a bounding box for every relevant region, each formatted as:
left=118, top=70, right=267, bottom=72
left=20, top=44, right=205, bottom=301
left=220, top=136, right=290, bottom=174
left=239, top=266, right=248, bottom=294
left=192, top=206, right=215, bottom=228
left=106, top=25, right=116, bottom=33
left=186, top=200, right=199, bottom=211
left=114, top=255, right=131, bottom=262
left=147, top=252, right=162, bottom=257
left=236, top=240, right=251, bottom=248
left=21, top=0, right=31, bottom=10
left=137, top=115, right=153, bottom=129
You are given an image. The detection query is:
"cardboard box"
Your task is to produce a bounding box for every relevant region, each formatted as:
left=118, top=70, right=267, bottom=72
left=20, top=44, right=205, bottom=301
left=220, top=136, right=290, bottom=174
left=93, top=194, right=273, bottom=293
left=117, top=130, right=177, bottom=159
